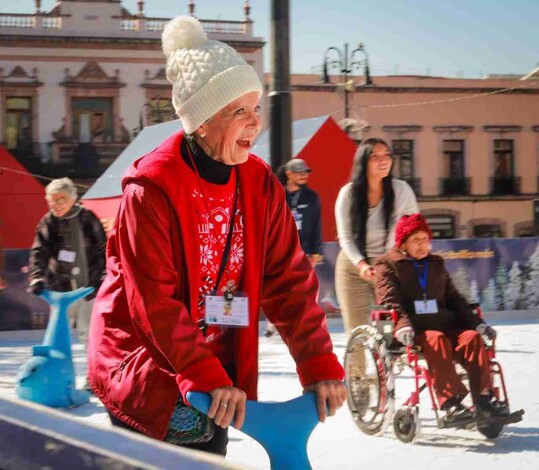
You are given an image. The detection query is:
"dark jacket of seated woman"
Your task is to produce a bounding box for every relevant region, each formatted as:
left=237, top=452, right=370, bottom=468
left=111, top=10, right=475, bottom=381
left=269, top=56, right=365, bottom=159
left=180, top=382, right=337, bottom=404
left=374, top=246, right=482, bottom=335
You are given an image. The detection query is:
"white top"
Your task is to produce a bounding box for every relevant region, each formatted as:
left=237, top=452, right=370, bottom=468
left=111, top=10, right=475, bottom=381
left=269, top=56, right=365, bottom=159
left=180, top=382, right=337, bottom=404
left=335, top=179, right=419, bottom=266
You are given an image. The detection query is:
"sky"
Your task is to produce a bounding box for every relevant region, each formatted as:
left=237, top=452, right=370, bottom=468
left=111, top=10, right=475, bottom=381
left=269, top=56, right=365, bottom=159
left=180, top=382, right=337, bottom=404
left=10, top=1, right=539, bottom=78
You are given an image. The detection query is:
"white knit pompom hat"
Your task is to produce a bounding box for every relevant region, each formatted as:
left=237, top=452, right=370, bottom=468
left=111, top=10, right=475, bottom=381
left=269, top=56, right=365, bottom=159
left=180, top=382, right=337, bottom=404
left=162, top=16, right=263, bottom=134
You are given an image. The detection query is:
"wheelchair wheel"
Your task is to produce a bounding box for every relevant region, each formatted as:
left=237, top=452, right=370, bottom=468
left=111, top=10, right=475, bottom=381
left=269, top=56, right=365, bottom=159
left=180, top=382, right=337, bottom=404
left=393, top=407, right=420, bottom=443
left=344, top=325, right=394, bottom=436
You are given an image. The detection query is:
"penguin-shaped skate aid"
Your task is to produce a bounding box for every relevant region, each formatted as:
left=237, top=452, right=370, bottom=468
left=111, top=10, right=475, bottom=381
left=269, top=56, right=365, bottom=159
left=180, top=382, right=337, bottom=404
left=16, top=287, right=94, bottom=408
left=188, top=391, right=320, bottom=470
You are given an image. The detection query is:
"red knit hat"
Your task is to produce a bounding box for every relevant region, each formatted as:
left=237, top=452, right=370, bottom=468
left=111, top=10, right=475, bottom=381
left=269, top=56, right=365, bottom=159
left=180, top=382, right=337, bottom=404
left=395, top=213, right=432, bottom=247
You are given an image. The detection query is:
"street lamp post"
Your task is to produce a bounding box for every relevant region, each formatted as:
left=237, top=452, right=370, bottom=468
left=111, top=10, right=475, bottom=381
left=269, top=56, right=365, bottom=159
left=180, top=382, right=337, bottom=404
left=269, top=0, right=292, bottom=173
left=321, top=43, right=372, bottom=119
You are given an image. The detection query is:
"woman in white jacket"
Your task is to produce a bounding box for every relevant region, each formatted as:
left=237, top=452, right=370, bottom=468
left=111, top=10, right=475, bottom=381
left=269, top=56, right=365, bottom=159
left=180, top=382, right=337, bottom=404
left=335, top=138, right=418, bottom=334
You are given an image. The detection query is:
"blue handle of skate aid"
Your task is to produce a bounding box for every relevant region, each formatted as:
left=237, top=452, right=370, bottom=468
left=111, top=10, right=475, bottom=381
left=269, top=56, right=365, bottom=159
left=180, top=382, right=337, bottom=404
left=187, top=391, right=319, bottom=470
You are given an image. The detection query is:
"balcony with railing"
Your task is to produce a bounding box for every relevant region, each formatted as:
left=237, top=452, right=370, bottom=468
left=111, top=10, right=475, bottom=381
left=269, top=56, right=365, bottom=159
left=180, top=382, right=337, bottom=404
left=490, top=176, right=521, bottom=196
left=0, top=13, right=63, bottom=30
left=0, top=12, right=254, bottom=39
left=120, top=17, right=251, bottom=35
left=439, top=177, right=471, bottom=196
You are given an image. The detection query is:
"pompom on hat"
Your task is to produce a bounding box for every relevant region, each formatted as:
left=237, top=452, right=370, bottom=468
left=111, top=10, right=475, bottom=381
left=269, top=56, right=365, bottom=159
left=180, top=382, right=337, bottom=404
left=395, top=213, right=433, bottom=247
left=162, top=16, right=263, bottom=134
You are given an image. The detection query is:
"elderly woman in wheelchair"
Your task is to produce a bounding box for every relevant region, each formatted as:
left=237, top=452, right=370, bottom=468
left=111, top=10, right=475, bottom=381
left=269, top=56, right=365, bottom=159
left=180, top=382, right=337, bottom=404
left=344, top=213, right=523, bottom=442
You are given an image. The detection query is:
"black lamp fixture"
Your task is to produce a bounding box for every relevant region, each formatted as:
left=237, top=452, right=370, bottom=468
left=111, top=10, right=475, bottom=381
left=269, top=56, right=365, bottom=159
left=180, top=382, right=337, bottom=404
left=321, top=43, right=373, bottom=118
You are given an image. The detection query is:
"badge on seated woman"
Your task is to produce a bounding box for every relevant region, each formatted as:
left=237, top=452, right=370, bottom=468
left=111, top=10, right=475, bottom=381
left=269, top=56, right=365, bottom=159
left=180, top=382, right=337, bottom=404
left=205, top=293, right=249, bottom=327
left=414, top=299, right=439, bottom=314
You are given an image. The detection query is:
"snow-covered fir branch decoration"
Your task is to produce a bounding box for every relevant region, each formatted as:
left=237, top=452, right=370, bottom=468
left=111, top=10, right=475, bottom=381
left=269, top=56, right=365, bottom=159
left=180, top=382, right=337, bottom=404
left=495, top=263, right=508, bottom=311
left=522, top=242, right=539, bottom=309
left=481, top=278, right=497, bottom=312
left=469, top=279, right=481, bottom=304
left=505, top=261, right=523, bottom=310
left=452, top=267, right=471, bottom=301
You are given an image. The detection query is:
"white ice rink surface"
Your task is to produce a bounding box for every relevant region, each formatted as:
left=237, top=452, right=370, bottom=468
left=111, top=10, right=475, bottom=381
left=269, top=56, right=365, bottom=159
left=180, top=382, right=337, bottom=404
left=1, top=314, right=538, bottom=470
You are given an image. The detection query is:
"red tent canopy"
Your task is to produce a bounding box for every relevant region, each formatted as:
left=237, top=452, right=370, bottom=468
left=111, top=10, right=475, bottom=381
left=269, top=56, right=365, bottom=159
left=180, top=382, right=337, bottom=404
left=294, top=117, right=356, bottom=242
left=82, top=197, right=120, bottom=223
left=0, top=146, right=48, bottom=249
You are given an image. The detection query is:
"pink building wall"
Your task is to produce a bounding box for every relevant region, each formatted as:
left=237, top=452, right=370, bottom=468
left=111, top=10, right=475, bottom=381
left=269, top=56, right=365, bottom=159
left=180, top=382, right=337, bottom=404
left=276, top=73, right=539, bottom=238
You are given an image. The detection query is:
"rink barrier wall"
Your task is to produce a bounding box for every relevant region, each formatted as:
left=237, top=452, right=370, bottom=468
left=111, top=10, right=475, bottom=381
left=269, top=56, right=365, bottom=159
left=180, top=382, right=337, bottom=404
left=2, top=238, right=539, bottom=330
left=0, top=396, right=242, bottom=470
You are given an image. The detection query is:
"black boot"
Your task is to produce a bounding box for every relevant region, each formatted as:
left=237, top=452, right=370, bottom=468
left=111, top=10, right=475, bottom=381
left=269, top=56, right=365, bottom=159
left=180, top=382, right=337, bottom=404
left=475, top=394, right=509, bottom=419
left=442, top=396, right=474, bottom=423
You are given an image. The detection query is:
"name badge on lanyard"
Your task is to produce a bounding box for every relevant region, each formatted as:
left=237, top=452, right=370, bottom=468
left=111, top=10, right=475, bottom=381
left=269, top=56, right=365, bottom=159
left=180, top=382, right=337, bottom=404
left=292, top=209, right=303, bottom=231
left=290, top=190, right=302, bottom=231
left=412, top=260, right=439, bottom=315
left=58, top=249, right=76, bottom=263
left=205, top=290, right=249, bottom=327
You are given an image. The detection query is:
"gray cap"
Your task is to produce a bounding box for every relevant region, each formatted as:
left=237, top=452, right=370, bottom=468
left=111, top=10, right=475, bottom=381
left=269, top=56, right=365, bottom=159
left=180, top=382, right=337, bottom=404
left=284, top=158, right=312, bottom=173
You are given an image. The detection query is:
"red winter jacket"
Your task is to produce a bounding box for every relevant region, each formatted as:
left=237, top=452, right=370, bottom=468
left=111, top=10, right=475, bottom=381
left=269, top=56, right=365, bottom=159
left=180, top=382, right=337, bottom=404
left=88, top=132, right=344, bottom=439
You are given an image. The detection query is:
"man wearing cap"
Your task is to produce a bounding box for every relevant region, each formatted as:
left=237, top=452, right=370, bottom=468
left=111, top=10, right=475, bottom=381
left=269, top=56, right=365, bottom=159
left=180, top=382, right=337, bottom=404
left=284, top=159, right=324, bottom=265
left=265, top=159, right=324, bottom=337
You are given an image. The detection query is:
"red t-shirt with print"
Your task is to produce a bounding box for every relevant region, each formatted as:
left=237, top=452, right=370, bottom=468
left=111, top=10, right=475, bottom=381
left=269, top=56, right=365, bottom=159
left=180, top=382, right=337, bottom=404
left=193, top=169, right=244, bottom=366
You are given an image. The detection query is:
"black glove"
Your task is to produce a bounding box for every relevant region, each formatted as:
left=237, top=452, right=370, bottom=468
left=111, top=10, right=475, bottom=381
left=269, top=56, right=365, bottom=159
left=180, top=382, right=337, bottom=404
left=28, top=280, right=47, bottom=296
left=476, top=323, right=497, bottom=341
left=395, top=326, right=415, bottom=346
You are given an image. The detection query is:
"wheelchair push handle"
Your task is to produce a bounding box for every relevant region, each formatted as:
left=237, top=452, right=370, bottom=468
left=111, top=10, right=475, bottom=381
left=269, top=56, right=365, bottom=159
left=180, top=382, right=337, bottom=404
left=370, top=306, right=398, bottom=324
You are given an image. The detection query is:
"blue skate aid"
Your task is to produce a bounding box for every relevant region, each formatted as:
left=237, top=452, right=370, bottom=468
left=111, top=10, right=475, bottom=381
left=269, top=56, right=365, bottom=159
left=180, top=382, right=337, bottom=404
left=188, top=391, right=319, bottom=470
left=16, top=288, right=94, bottom=408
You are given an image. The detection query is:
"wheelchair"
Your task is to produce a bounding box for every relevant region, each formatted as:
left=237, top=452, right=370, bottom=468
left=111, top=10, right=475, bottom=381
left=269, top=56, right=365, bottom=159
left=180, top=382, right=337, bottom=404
left=344, top=305, right=524, bottom=443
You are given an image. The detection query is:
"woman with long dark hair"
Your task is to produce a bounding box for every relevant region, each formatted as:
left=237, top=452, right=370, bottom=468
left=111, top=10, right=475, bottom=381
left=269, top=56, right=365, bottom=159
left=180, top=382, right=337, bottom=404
left=335, top=138, right=418, bottom=334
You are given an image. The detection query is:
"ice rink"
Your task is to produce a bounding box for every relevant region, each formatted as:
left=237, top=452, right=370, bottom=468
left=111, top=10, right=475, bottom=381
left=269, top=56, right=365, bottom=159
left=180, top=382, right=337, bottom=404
left=1, top=314, right=538, bottom=469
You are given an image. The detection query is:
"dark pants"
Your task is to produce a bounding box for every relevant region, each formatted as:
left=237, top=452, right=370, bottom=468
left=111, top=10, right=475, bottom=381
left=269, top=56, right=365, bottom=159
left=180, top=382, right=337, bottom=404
left=108, top=413, right=229, bottom=456
left=415, top=329, right=491, bottom=408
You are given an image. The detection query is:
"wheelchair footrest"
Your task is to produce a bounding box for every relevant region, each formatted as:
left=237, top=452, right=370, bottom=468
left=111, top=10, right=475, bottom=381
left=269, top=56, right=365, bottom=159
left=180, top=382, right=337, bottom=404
left=478, top=409, right=524, bottom=426
left=440, top=408, right=524, bottom=429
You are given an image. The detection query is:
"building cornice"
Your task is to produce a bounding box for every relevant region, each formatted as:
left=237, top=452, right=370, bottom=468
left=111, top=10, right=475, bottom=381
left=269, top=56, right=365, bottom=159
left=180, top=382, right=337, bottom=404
left=0, top=81, right=42, bottom=88
left=0, top=34, right=264, bottom=52
left=290, top=84, right=539, bottom=95
left=483, top=125, right=523, bottom=133
left=433, top=125, right=474, bottom=133
left=419, top=194, right=538, bottom=203
left=0, top=55, right=165, bottom=64
left=382, top=125, right=423, bottom=133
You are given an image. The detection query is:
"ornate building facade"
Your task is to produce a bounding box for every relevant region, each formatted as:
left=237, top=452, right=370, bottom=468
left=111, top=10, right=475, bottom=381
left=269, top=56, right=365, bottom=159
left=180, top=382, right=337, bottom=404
left=285, top=71, right=539, bottom=238
left=0, top=0, right=264, bottom=180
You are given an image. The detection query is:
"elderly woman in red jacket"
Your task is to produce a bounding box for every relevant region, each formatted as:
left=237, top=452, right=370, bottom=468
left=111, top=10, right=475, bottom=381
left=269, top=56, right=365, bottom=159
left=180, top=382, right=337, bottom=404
left=87, top=16, right=345, bottom=456
left=374, top=214, right=505, bottom=423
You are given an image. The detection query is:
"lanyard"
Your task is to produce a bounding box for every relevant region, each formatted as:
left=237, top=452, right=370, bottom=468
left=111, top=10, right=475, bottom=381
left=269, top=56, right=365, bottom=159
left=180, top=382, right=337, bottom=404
left=185, top=143, right=239, bottom=294
left=288, top=189, right=302, bottom=211
left=214, top=186, right=238, bottom=294
left=412, top=260, right=428, bottom=298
